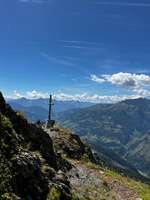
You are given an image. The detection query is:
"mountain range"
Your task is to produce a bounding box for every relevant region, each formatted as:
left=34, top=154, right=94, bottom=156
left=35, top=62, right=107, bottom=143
left=7, top=98, right=94, bottom=122
left=8, top=97, right=150, bottom=179
left=1, top=92, right=150, bottom=199
left=58, top=98, right=150, bottom=178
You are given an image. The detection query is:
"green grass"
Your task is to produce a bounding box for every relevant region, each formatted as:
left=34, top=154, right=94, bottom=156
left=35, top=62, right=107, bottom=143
left=72, top=160, right=150, bottom=200
left=106, top=170, right=150, bottom=200
left=47, top=186, right=61, bottom=200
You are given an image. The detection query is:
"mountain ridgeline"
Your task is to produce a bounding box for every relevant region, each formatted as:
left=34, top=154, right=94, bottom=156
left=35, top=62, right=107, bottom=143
left=1, top=92, right=102, bottom=199
left=7, top=98, right=94, bottom=122
left=1, top=93, right=150, bottom=199
left=0, top=92, right=73, bottom=199
left=58, top=98, right=150, bottom=178
left=7, top=97, right=150, bottom=178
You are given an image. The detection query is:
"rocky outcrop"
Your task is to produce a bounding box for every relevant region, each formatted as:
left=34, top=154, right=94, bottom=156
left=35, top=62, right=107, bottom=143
left=0, top=92, right=72, bottom=200
left=1, top=92, right=149, bottom=200
left=47, top=127, right=96, bottom=163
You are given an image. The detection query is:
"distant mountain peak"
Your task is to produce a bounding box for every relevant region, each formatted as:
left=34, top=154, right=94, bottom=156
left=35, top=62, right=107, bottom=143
left=58, top=97, right=150, bottom=178
left=121, top=97, right=149, bottom=105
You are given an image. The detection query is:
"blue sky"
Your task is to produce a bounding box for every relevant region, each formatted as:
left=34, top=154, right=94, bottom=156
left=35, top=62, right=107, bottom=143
left=1, top=0, right=150, bottom=102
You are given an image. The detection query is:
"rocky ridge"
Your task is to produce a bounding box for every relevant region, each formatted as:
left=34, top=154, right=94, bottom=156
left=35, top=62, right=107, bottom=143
left=46, top=127, right=150, bottom=200
left=0, top=92, right=71, bottom=199
left=0, top=92, right=150, bottom=200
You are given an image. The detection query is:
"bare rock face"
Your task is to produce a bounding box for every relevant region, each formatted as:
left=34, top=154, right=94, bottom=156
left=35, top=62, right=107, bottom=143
left=47, top=127, right=96, bottom=163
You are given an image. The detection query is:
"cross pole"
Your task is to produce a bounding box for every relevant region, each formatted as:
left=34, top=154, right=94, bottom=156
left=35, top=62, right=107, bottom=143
left=47, top=94, right=55, bottom=128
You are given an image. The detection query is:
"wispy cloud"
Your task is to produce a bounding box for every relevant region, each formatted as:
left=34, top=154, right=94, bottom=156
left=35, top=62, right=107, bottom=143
left=63, top=45, right=103, bottom=51
left=95, top=2, right=150, bottom=8
left=60, top=56, right=80, bottom=61
left=61, top=40, right=100, bottom=46
left=40, top=52, right=76, bottom=66
left=63, top=45, right=90, bottom=49
left=61, top=40, right=104, bottom=52
left=19, top=0, right=50, bottom=4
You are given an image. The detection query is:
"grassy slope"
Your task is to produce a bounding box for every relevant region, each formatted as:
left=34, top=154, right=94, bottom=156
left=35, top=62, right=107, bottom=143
left=72, top=161, right=150, bottom=200
left=105, top=170, right=150, bottom=200
left=47, top=126, right=150, bottom=200
left=58, top=99, right=150, bottom=177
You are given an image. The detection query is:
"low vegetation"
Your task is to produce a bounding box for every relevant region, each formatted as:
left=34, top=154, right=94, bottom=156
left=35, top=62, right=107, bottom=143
left=105, top=170, right=150, bottom=200
left=0, top=92, right=150, bottom=200
left=58, top=98, right=150, bottom=177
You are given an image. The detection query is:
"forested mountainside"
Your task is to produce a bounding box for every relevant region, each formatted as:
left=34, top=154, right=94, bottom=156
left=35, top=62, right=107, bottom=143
left=58, top=98, right=150, bottom=178
left=1, top=92, right=150, bottom=200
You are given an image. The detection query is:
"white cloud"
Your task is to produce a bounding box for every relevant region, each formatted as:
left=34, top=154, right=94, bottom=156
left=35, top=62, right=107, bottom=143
left=8, top=73, right=150, bottom=103
left=90, top=74, right=105, bottom=83
left=26, top=90, right=49, bottom=99
left=12, top=90, right=23, bottom=99
left=90, top=72, right=150, bottom=100
left=53, top=92, right=141, bottom=104
left=54, top=93, right=90, bottom=102
left=10, top=90, right=130, bottom=103
left=91, top=72, right=150, bottom=88
left=8, top=86, right=150, bottom=104
left=11, top=90, right=49, bottom=99
left=133, top=88, right=150, bottom=96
